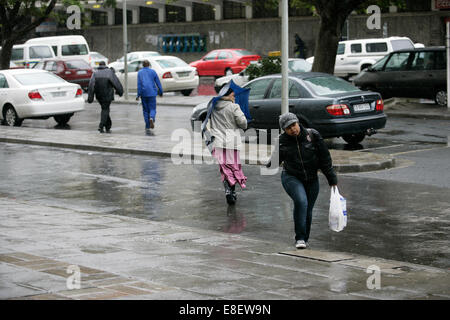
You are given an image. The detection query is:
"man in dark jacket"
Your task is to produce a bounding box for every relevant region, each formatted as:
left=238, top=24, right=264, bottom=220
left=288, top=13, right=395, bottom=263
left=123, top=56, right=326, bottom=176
left=87, top=61, right=124, bottom=133
left=267, top=113, right=337, bottom=249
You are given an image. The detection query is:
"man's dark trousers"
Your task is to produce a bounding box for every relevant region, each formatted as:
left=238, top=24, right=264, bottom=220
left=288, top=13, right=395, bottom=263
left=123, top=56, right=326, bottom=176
left=99, top=100, right=112, bottom=131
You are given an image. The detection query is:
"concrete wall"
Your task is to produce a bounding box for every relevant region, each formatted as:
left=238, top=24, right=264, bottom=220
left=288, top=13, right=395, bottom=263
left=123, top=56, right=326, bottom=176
left=80, top=11, right=448, bottom=64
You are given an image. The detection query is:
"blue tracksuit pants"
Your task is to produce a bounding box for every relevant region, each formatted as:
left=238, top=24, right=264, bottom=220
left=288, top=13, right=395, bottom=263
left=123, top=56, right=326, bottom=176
left=141, top=96, right=157, bottom=129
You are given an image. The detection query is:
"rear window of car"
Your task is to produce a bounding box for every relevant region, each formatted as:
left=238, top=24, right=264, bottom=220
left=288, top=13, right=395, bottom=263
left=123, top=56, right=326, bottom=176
left=156, top=57, right=188, bottom=69
left=13, top=72, right=65, bottom=85
left=366, top=42, right=388, bottom=53
left=391, top=39, right=414, bottom=51
left=62, top=44, right=89, bottom=56
left=143, top=52, right=161, bottom=57
left=234, top=50, right=255, bottom=56
left=11, top=48, right=24, bottom=60
left=304, top=76, right=360, bottom=95
left=29, top=46, right=53, bottom=59
left=66, top=60, right=90, bottom=69
left=91, top=53, right=104, bottom=59
left=288, top=60, right=312, bottom=72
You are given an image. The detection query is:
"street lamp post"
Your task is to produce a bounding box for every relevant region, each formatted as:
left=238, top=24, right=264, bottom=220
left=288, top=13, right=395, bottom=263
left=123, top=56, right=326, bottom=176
left=446, top=18, right=450, bottom=109
left=123, top=0, right=128, bottom=100
left=281, top=0, right=289, bottom=115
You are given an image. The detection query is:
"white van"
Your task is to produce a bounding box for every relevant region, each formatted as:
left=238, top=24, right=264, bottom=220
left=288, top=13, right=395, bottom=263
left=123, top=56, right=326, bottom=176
left=25, top=35, right=91, bottom=64
left=9, top=44, right=55, bottom=68
left=307, top=36, right=416, bottom=78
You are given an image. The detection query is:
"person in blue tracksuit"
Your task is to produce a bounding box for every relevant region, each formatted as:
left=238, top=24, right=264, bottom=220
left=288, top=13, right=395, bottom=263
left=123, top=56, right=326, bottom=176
left=136, top=60, right=163, bottom=132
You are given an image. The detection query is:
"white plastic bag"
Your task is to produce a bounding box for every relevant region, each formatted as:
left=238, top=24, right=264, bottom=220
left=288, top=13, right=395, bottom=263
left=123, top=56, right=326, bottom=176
left=329, top=186, right=347, bottom=232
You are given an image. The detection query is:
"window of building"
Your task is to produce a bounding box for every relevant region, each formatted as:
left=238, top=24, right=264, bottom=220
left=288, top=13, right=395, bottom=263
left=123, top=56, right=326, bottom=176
left=166, top=5, right=186, bottom=23
left=223, top=0, right=245, bottom=19
left=115, top=9, right=132, bottom=25
left=193, top=2, right=215, bottom=21
left=289, top=0, right=312, bottom=16
left=253, top=0, right=278, bottom=18
left=140, top=7, right=158, bottom=24
left=90, top=10, right=108, bottom=26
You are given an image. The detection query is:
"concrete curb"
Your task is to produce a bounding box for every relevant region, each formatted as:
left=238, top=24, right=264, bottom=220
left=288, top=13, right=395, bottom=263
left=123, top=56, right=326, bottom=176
left=385, top=111, right=450, bottom=120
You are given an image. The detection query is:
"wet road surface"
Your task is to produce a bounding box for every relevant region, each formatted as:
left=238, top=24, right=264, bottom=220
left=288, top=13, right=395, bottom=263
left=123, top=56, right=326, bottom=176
left=1, top=142, right=448, bottom=269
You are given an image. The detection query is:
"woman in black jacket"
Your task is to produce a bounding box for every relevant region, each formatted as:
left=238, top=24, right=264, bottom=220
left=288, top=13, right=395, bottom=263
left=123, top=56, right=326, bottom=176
left=267, top=113, right=337, bottom=249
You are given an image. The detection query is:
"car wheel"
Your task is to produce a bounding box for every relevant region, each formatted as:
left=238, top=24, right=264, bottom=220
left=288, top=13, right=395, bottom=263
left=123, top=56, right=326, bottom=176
left=54, top=113, right=73, bottom=125
left=435, top=89, right=447, bottom=106
left=343, top=133, right=365, bottom=145
left=361, top=64, right=371, bottom=72
left=4, top=105, right=23, bottom=127
left=181, top=89, right=193, bottom=96
left=225, top=68, right=233, bottom=76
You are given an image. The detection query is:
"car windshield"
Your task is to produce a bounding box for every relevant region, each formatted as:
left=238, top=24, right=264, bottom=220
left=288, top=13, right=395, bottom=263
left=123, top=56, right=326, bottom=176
left=156, top=57, right=188, bottom=69
left=13, top=72, right=65, bottom=85
left=234, top=50, right=255, bottom=56
left=62, top=44, right=88, bottom=56
left=371, top=55, right=390, bottom=71
left=337, top=43, right=345, bottom=55
left=304, top=76, right=360, bottom=95
left=288, top=60, right=312, bottom=72
left=66, top=60, right=90, bottom=69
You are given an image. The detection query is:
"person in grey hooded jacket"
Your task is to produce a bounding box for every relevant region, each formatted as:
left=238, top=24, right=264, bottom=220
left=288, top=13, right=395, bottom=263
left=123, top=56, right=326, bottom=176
left=87, top=61, right=123, bottom=133
left=209, top=88, right=248, bottom=205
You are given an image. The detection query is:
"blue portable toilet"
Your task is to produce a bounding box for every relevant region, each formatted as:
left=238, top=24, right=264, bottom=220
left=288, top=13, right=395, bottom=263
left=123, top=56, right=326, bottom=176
left=162, top=36, right=168, bottom=53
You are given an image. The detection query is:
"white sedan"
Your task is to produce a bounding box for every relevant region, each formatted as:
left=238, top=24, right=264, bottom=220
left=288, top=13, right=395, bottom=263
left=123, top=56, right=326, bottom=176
left=108, top=51, right=161, bottom=72
left=0, top=69, right=85, bottom=126
left=116, top=55, right=199, bottom=96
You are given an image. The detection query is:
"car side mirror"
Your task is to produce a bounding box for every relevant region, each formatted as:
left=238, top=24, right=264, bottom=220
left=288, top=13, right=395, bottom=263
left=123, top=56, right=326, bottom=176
left=239, top=71, right=244, bottom=76
left=119, top=69, right=124, bottom=73
left=366, top=67, right=375, bottom=72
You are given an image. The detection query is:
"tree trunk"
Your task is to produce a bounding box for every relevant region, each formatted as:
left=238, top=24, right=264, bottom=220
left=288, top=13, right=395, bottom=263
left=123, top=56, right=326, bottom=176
left=0, top=0, right=57, bottom=69
left=309, top=0, right=365, bottom=74
left=311, top=15, right=345, bottom=74
left=1, top=40, right=15, bottom=70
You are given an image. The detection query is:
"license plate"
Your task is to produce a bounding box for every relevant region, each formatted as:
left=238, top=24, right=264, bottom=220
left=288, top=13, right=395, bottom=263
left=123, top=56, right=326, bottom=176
left=52, top=91, right=66, bottom=97
left=177, top=72, right=190, bottom=77
left=353, top=103, right=371, bottom=112
left=77, top=70, right=87, bottom=75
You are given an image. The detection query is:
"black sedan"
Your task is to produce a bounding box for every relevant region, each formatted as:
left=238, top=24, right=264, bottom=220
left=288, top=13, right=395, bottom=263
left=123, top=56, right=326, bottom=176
left=190, top=72, right=387, bottom=144
left=353, top=47, right=446, bottom=106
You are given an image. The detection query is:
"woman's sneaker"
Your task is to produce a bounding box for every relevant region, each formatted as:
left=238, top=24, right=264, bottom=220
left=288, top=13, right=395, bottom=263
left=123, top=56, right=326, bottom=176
left=295, top=240, right=306, bottom=249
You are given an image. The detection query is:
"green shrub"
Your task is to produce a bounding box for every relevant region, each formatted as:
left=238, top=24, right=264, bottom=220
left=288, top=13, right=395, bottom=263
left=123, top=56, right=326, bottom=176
left=246, top=56, right=282, bottom=81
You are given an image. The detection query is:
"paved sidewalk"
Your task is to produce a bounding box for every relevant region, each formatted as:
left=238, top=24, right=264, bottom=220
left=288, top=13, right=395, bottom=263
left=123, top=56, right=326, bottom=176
left=1, top=197, right=449, bottom=300
left=384, top=98, right=450, bottom=120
